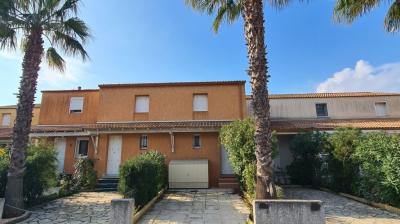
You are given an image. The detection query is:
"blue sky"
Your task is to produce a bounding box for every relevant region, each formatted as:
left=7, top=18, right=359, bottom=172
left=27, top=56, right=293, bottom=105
left=0, top=0, right=399, bottom=105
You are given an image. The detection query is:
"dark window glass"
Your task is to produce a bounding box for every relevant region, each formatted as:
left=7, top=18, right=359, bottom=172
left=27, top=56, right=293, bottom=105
left=193, top=135, right=201, bottom=148
left=140, top=135, right=148, bottom=149
left=78, top=140, right=89, bottom=156
left=316, top=103, right=328, bottom=117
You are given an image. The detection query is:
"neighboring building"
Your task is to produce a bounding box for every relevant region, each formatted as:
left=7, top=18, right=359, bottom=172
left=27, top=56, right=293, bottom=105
left=247, top=92, right=400, bottom=175
left=0, top=104, right=41, bottom=147
left=31, top=81, right=246, bottom=187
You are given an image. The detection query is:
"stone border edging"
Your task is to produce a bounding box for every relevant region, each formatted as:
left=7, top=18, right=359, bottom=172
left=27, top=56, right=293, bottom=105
left=317, top=187, right=400, bottom=215
left=339, top=192, right=400, bottom=215
left=133, top=188, right=166, bottom=223
left=1, top=211, right=31, bottom=224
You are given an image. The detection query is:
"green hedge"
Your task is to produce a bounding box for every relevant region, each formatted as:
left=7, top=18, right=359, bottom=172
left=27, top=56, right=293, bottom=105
left=119, top=151, right=167, bottom=208
left=220, top=118, right=278, bottom=199
left=73, top=158, right=97, bottom=190
left=0, top=144, right=57, bottom=205
left=287, top=129, right=400, bottom=207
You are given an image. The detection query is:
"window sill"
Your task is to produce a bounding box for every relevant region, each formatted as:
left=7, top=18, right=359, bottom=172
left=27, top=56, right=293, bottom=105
left=193, top=147, right=201, bottom=150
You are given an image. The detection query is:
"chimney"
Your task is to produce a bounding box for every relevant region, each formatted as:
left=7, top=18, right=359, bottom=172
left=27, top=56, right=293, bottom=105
left=77, top=86, right=82, bottom=90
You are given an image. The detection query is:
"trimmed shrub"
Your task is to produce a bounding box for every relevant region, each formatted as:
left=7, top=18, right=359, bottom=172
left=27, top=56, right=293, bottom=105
left=24, top=144, right=58, bottom=205
left=354, top=132, right=400, bottom=206
left=327, top=128, right=361, bottom=193
left=73, top=158, right=97, bottom=190
left=119, top=151, right=167, bottom=208
left=220, top=118, right=278, bottom=198
left=0, top=151, right=9, bottom=197
left=287, top=131, right=331, bottom=186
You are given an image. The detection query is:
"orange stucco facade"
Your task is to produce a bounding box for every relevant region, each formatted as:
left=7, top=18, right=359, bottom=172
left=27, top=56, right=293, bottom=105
left=35, top=81, right=246, bottom=188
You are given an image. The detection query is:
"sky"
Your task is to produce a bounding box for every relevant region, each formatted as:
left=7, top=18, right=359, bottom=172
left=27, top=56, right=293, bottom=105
left=0, top=0, right=399, bottom=105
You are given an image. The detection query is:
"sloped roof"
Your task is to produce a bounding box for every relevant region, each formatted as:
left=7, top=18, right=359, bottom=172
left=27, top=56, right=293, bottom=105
left=99, top=80, right=245, bottom=88
left=246, top=92, right=400, bottom=100
left=0, top=104, right=41, bottom=109
left=272, top=118, right=400, bottom=132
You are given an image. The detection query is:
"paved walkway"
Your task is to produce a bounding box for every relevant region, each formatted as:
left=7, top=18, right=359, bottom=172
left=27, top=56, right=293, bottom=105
left=285, top=188, right=400, bottom=224
left=138, top=189, right=250, bottom=224
left=21, top=192, right=122, bottom=224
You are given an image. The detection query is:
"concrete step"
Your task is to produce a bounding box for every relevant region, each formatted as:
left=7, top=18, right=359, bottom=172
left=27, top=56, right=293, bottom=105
left=218, top=182, right=240, bottom=189
left=94, top=187, right=118, bottom=192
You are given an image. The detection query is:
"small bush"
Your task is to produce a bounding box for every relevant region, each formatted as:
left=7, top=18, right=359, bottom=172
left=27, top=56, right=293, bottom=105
left=119, top=151, right=167, bottom=208
left=0, top=154, right=9, bottom=197
left=24, top=144, right=58, bottom=205
left=327, top=128, right=361, bottom=193
left=287, top=131, right=331, bottom=186
left=58, top=173, right=76, bottom=196
left=73, top=158, right=97, bottom=190
left=354, top=132, right=400, bottom=206
left=220, top=118, right=278, bottom=198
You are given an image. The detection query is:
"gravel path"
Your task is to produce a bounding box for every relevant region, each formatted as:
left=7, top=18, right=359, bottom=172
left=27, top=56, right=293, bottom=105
left=20, top=192, right=122, bottom=224
left=285, top=188, right=400, bottom=224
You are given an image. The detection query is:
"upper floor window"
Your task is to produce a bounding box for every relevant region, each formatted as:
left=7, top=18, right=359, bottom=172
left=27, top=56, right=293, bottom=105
left=135, top=96, right=149, bottom=113
left=193, top=134, right=201, bottom=149
left=375, top=102, right=388, bottom=117
left=193, top=94, right=208, bottom=112
left=69, top=97, right=84, bottom=113
left=140, top=135, right=148, bottom=150
left=75, top=138, right=89, bottom=158
left=1, top=113, right=11, bottom=126
left=315, top=103, right=328, bottom=117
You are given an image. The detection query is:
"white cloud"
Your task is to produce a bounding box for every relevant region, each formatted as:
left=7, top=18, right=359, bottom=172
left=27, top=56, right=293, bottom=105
left=38, top=57, right=90, bottom=87
left=0, top=51, right=90, bottom=87
left=316, top=60, right=400, bottom=93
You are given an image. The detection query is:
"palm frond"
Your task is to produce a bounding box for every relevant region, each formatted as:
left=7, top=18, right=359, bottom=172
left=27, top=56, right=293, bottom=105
left=55, top=0, right=79, bottom=17
left=186, top=0, right=241, bottom=32
left=334, top=0, right=380, bottom=23
left=0, top=23, right=17, bottom=50
left=384, top=1, right=400, bottom=32
left=52, top=30, right=88, bottom=60
left=62, top=17, right=90, bottom=41
left=46, top=47, right=65, bottom=72
left=268, top=0, right=292, bottom=10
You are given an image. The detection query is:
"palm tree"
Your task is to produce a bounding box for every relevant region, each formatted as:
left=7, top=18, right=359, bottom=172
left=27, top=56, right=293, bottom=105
left=0, top=0, right=90, bottom=210
left=185, top=0, right=294, bottom=199
left=334, top=0, right=400, bottom=32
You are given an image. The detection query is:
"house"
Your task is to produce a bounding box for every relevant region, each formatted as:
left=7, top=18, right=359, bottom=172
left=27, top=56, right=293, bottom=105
left=30, top=80, right=400, bottom=188
left=31, top=81, right=247, bottom=187
left=0, top=104, right=41, bottom=147
left=247, top=92, right=400, bottom=178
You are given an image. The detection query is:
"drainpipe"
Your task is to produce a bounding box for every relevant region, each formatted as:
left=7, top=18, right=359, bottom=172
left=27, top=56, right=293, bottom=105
left=169, top=131, right=175, bottom=153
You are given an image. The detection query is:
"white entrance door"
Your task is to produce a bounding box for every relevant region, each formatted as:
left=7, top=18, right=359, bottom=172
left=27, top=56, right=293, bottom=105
left=221, top=146, right=235, bottom=175
left=54, top=138, right=66, bottom=173
left=107, top=136, right=122, bottom=176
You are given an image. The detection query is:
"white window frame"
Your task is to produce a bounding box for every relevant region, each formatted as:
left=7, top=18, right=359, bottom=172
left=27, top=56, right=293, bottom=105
left=75, top=137, right=89, bottom=158
left=69, top=97, right=84, bottom=114
left=193, top=94, right=208, bottom=112
left=193, top=134, right=201, bottom=149
left=375, top=101, right=388, bottom=117
left=140, top=135, right=148, bottom=150
left=1, top=113, right=11, bottom=126
left=135, top=96, right=150, bottom=113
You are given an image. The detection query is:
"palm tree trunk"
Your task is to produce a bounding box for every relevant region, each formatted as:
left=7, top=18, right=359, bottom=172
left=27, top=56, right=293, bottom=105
left=4, top=28, right=43, bottom=211
left=242, top=0, right=276, bottom=199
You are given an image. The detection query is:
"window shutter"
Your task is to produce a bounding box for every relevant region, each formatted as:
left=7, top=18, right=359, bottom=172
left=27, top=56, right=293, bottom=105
left=135, top=96, right=149, bottom=113
left=69, top=97, right=84, bottom=112
left=193, top=94, right=208, bottom=112
left=2, top=114, right=11, bottom=126
left=375, top=102, right=387, bottom=116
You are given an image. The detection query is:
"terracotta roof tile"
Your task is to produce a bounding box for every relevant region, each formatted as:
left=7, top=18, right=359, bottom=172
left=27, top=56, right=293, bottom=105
left=272, top=118, right=400, bottom=132
left=246, top=92, right=400, bottom=99
left=99, top=80, right=245, bottom=88
left=0, top=128, right=12, bottom=139
left=31, top=120, right=232, bottom=133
